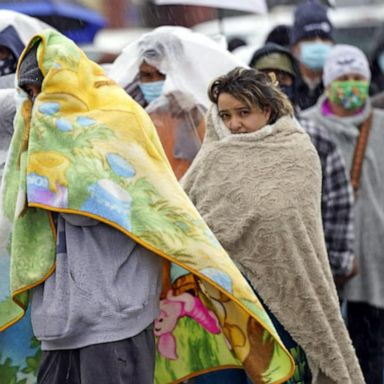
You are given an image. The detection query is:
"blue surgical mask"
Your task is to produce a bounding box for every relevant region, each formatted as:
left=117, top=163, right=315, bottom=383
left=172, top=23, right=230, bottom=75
left=378, top=52, right=384, bottom=73
left=139, top=80, right=165, bottom=103
left=300, top=42, right=332, bottom=70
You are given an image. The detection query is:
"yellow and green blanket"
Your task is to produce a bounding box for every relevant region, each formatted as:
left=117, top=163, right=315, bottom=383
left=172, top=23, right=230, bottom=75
left=0, top=30, right=294, bottom=383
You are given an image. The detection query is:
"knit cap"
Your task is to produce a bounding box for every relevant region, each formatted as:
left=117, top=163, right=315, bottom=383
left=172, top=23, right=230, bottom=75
left=265, top=25, right=291, bottom=48
left=323, top=44, right=371, bottom=86
left=18, top=43, right=44, bottom=90
left=290, top=0, right=333, bottom=46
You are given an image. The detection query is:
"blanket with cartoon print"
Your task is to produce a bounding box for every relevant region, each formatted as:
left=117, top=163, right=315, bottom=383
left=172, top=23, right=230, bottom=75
left=0, top=30, right=294, bottom=384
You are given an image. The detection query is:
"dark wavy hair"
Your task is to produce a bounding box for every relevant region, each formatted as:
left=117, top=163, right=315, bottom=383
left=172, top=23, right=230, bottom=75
left=208, top=67, right=294, bottom=124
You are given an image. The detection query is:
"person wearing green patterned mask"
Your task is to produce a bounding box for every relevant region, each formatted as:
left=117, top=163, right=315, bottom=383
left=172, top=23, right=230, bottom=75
left=328, top=75, right=369, bottom=113
left=302, top=44, right=384, bottom=384
left=322, top=46, right=371, bottom=116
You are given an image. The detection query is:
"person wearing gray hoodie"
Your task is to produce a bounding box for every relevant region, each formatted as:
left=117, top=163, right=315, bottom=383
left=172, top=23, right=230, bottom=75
left=17, top=40, right=163, bottom=384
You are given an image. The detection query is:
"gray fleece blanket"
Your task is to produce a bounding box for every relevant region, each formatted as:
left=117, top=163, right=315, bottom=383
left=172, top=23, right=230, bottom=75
left=181, top=107, right=364, bottom=384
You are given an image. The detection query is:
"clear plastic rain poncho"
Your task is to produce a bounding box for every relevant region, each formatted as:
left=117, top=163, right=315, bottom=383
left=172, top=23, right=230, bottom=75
left=108, top=26, right=246, bottom=179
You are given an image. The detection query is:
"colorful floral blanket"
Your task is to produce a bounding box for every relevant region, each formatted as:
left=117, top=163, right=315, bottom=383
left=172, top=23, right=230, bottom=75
left=0, top=30, right=294, bottom=384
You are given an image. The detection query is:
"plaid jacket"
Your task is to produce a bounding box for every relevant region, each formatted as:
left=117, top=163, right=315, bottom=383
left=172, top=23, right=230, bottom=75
left=300, top=117, right=355, bottom=277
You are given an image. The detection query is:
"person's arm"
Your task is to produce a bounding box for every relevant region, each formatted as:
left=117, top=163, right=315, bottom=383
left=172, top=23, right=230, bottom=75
left=322, top=144, right=357, bottom=284
left=300, top=118, right=357, bottom=283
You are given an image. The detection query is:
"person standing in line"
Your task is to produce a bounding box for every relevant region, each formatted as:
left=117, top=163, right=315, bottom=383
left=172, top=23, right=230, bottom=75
left=15, top=42, right=163, bottom=384
left=302, top=44, right=384, bottom=383
left=0, top=24, right=24, bottom=88
left=0, top=10, right=51, bottom=88
left=0, top=29, right=300, bottom=384
left=109, top=26, right=243, bottom=180
left=265, top=25, right=291, bottom=49
left=290, top=0, right=334, bottom=111
left=183, top=67, right=364, bottom=384
left=250, top=44, right=357, bottom=291
left=0, top=13, right=53, bottom=384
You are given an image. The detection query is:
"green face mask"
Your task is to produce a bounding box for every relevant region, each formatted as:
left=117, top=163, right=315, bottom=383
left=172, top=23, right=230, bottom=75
left=329, top=80, right=369, bottom=110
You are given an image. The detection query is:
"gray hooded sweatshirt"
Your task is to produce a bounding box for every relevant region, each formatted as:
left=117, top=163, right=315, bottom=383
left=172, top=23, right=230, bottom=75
left=302, top=95, right=384, bottom=309
left=31, top=214, right=163, bottom=350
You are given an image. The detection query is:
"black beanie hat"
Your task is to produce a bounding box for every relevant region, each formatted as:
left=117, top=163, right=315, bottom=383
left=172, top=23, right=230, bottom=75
left=290, top=0, right=333, bottom=46
left=265, top=25, right=291, bottom=48
left=18, top=44, right=44, bottom=90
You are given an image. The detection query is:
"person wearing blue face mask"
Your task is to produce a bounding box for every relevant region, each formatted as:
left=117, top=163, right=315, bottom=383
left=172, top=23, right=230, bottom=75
left=109, top=26, right=243, bottom=180
left=290, top=0, right=334, bottom=111
left=138, top=60, right=166, bottom=104
left=129, top=53, right=206, bottom=181
left=112, top=31, right=206, bottom=180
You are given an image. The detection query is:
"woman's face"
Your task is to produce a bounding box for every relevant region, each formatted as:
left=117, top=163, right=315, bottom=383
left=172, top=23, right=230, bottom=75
left=217, top=93, right=271, bottom=134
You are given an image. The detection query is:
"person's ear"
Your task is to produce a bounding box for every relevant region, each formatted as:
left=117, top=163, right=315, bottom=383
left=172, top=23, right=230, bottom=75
left=264, top=107, right=272, bottom=123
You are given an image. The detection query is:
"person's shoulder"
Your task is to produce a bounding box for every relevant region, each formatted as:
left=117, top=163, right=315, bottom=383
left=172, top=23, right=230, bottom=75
left=371, top=107, right=384, bottom=134
left=298, top=115, right=338, bottom=161
left=299, top=114, right=329, bottom=139
left=299, top=104, right=318, bottom=118
left=372, top=92, right=384, bottom=110
left=372, top=105, right=384, bottom=118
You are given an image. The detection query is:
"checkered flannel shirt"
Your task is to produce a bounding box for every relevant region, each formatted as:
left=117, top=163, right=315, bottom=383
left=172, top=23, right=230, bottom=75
left=299, top=117, right=355, bottom=277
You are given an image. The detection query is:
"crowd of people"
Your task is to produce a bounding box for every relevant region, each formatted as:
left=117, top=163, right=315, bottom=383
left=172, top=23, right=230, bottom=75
left=0, top=1, right=383, bottom=383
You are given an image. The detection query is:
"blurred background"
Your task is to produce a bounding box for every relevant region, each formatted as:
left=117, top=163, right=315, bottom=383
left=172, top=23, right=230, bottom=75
left=1, top=0, right=383, bottom=64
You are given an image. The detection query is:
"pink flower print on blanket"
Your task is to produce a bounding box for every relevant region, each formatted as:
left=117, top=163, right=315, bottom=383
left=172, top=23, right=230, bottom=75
left=154, top=290, right=221, bottom=360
